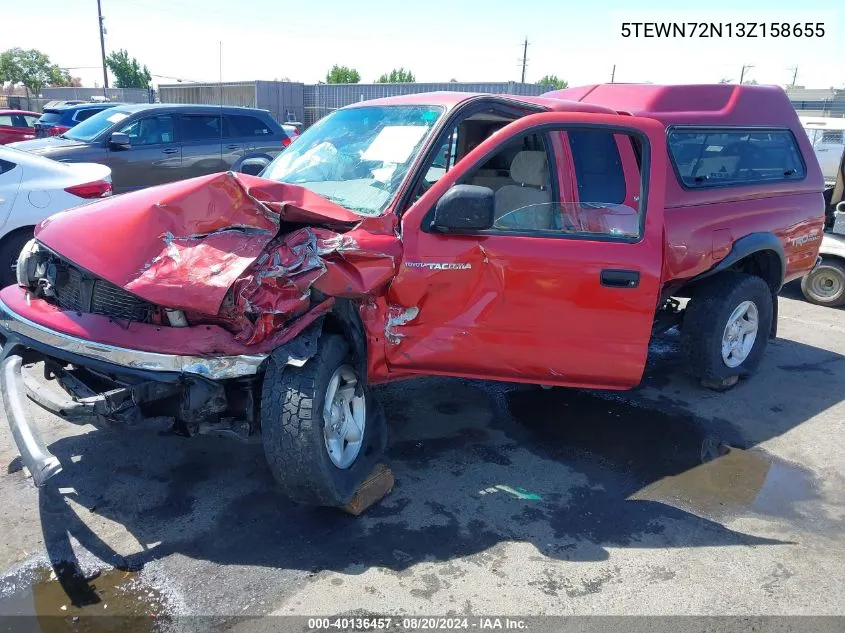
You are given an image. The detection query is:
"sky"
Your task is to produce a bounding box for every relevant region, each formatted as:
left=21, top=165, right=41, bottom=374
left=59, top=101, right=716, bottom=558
left=3, top=0, right=843, bottom=91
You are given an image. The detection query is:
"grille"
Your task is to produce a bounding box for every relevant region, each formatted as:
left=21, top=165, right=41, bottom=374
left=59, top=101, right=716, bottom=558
left=53, top=261, right=155, bottom=323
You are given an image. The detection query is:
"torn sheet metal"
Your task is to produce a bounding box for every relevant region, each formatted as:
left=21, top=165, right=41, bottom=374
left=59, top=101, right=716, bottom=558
left=34, top=172, right=362, bottom=316
left=34, top=171, right=400, bottom=348
left=225, top=226, right=400, bottom=346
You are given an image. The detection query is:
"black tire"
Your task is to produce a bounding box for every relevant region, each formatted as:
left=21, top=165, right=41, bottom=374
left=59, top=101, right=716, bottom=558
left=682, top=272, right=773, bottom=390
left=800, top=260, right=845, bottom=307
left=0, top=230, right=33, bottom=288
left=260, top=333, right=386, bottom=506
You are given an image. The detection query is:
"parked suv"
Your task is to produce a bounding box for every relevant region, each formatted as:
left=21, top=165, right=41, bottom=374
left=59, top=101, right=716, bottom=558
left=33, top=102, right=123, bottom=138
left=0, top=84, right=825, bottom=508
left=9, top=104, right=289, bottom=193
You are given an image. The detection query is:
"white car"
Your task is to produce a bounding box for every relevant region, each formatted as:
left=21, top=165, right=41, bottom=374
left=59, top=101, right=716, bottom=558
left=0, top=146, right=112, bottom=286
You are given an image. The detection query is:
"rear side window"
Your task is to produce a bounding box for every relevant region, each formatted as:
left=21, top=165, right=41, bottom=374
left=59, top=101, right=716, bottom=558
left=228, top=115, right=272, bottom=137
left=0, top=159, right=16, bottom=175
left=668, top=128, right=805, bottom=188
left=38, top=111, right=62, bottom=125
left=74, top=108, right=105, bottom=122
left=181, top=115, right=222, bottom=141
left=0, top=115, right=13, bottom=126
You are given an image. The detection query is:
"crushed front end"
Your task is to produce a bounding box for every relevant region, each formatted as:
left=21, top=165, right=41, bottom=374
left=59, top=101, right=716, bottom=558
left=0, top=172, right=399, bottom=486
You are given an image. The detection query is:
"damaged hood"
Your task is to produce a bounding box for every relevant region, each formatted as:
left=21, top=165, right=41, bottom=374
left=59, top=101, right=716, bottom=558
left=35, top=172, right=394, bottom=318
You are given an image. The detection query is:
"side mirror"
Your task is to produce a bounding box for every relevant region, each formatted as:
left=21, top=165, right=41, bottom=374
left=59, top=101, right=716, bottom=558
left=431, top=184, right=494, bottom=233
left=109, top=131, right=130, bottom=148
left=234, top=157, right=270, bottom=177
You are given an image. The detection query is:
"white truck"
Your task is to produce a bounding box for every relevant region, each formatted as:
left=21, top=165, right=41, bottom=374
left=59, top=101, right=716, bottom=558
left=800, top=116, right=845, bottom=185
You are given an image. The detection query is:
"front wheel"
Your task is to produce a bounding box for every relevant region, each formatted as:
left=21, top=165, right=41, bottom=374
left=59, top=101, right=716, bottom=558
left=800, top=260, right=845, bottom=307
left=261, top=334, right=386, bottom=506
left=682, top=272, right=773, bottom=391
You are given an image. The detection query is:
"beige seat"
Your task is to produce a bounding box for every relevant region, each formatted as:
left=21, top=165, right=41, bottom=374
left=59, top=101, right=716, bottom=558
left=493, top=151, right=553, bottom=230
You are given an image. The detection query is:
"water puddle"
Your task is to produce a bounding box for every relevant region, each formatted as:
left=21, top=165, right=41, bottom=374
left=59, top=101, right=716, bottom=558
left=0, top=563, right=165, bottom=631
left=629, top=444, right=817, bottom=521
left=506, top=387, right=819, bottom=521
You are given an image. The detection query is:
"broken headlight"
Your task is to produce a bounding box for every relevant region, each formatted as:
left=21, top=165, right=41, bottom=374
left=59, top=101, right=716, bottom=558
left=15, top=238, right=43, bottom=288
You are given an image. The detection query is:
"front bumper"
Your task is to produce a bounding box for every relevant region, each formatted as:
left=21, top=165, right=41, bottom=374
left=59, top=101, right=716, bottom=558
left=0, top=295, right=268, bottom=487
left=0, top=296, right=267, bottom=380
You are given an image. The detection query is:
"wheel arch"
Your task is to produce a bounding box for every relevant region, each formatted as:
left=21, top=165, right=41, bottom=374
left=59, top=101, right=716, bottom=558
left=267, top=298, right=368, bottom=389
left=0, top=225, right=36, bottom=248
left=693, top=232, right=786, bottom=294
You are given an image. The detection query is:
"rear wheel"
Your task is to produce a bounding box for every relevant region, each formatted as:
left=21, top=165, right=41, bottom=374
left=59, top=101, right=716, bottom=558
left=260, top=333, right=386, bottom=506
left=682, top=272, right=773, bottom=391
left=0, top=230, right=33, bottom=288
left=800, top=260, right=845, bottom=307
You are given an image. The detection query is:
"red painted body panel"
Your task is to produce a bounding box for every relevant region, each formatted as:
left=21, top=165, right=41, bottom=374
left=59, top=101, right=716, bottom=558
left=385, top=112, right=667, bottom=388
left=0, top=284, right=329, bottom=356
left=8, top=84, right=826, bottom=391
left=0, top=110, right=39, bottom=144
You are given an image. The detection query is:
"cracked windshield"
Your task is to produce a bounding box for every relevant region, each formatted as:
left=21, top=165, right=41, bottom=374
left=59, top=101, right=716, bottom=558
left=262, top=105, right=444, bottom=215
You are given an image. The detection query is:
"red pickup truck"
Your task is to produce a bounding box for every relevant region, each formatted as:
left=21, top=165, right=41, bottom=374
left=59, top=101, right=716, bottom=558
left=0, top=83, right=824, bottom=506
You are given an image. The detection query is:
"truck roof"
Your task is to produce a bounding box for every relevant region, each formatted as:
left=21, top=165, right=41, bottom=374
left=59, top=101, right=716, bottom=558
left=542, top=83, right=800, bottom=128
left=349, top=84, right=801, bottom=129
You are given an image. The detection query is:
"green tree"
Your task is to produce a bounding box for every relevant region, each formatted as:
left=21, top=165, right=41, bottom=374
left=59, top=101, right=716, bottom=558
left=0, top=47, right=67, bottom=97
left=537, top=74, right=568, bottom=89
left=105, top=49, right=152, bottom=89
left=325, top=65, right=360, bottom=84
left=376, top=68, right=415, bottom=83
left=719, top=78, right=733, bottom=84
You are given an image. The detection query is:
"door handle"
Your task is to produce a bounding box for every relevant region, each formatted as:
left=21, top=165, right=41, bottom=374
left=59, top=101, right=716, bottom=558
left=226, top=144, right=240, bottom=150
left=600, top=269, right=640, bottom=288
left=162, top=147, right=179, bottom=154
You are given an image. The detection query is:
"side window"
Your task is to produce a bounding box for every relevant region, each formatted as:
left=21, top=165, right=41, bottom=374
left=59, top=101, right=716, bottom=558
left=668, top=128, right=805, bottom=188
left=462, top=132, right=556, bottom=232
left=119, top=115, right=176, bottom=146
left=24, top=116, right=39, bottom=127
left=228, top=115, right=272, bottom=137
left=568, top=130, right=626, bottom=204
left=75, top=109, right=102, bottom=123
left=181, top=115, right=222, bottom=142
left=0, top=115, right=13, bottom=126
left=0, top=159, right=17, bottom=175
left=453, top=128, right=643, bottom=239
left=423, top=128, right=458, bottom=188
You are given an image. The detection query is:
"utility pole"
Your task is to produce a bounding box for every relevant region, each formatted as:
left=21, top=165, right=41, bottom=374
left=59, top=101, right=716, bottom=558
left=520, top=37, right=529, bottom=83
left=97, top=0, right=109, bottom=96
left=739, top=64, right=754, bottom=85
left=788, top=66, right=798, bottom=89
left=611, top=64, right=616, bottom=83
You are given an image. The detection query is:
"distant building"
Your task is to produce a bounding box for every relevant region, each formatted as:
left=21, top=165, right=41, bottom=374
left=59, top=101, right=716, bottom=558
left=786, top=87, right=845, bottom=118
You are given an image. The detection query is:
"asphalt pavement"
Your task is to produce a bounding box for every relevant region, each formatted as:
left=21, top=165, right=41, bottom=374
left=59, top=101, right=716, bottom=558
left=0, top=284, right=843, bottom=627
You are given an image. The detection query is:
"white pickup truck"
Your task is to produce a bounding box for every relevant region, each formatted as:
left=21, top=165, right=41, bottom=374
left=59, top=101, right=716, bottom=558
left=800, top=116, right=845, bottom=185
